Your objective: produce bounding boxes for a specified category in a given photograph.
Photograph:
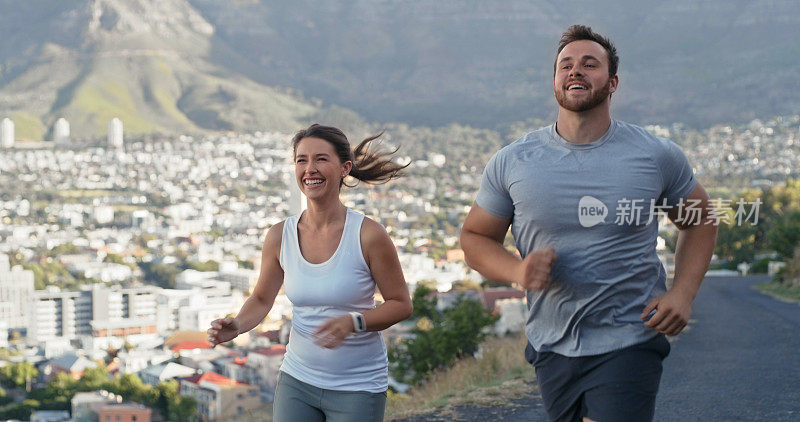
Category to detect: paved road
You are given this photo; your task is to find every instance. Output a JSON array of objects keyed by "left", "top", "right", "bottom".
[
  {"left": 395, "top": 275, "right": 800, "bottom": 421},
  {"left": 656, "top": 275, "right": 800, "bottom": 421}
]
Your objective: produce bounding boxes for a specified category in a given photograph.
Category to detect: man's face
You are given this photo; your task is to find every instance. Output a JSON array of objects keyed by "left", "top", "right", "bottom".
[{"left": 554, "top": 40, "right": 618, "bottom": 112}]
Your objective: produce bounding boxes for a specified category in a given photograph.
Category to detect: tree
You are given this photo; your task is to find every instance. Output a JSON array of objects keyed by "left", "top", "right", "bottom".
[
  {"left": 77, "top": 366, "right": 109, "bottom": 391},
  {"left": 710, "top": 181, "right": 800, "bottom": 265},
  {"left": 777, "top": 246, "right": 800, "bottom": 289},
  {"left": 389, "top": 288, "right": 499, "bottom": 385},
  {"left": 140, "top": 384, "right": 162, "bottom": 410},
  {"left": 185, "top": 260, "right": 219, "bottom": 272},
  {"left": 0, "top": 385, "right": 11, "bottom": 406},
  {"left": 33, "top": 372, "right": 76, "bottom": 400},
  {"left": 155, "top": 380, "right": 180, "bottom": 418},
  {"left": 47, "top": 243, "right": 79, "bottom": 257},
  {"left": 0, "top": 399, "right": 39, "bottom": 420},
  {"left": 715, "top": 221, "right": 758, "bottom": 266},
  {"left": 767, "top": 212, "right": 800, "bottom": 258},
  {"left": 0, "top": 361, "right": 38, "bottom": 392},
  {"left": 113, "top": 373, "right": 149, "bottom": 403},
  {"left": 168, "top": 394, "right": 198, "bottom": 422},
  {"left": 140, "top": 262, "right": 180, "bottom": 289},
  {"left": 452, "top": 279, "right": 482, "bottom": 291}
]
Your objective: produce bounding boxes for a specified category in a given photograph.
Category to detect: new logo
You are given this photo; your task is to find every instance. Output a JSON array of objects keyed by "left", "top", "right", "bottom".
[{"left": 578, "top": 196, "right": 608, "bottom": 227}]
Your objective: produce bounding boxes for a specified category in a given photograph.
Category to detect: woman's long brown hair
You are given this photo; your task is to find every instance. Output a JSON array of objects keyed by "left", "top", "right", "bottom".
[{"left": 291, "top": 124, "right": 408, "bottom": 187}]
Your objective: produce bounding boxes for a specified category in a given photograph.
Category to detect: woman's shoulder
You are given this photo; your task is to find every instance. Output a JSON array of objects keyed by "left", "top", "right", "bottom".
[
  {"left": 358, "top": 215, "right": 391, "bottom": 246},
  {"left": 263, "top": 220, "right": 287, "bottom": 248}
]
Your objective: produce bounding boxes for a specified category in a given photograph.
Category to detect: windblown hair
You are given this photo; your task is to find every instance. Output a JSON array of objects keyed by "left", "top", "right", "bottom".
[
  {"left": 555, "top": 24, "right": 619, "bottom": 77},
  {"left": 291, "top": 124, "right": 408, "bottom": 187}
]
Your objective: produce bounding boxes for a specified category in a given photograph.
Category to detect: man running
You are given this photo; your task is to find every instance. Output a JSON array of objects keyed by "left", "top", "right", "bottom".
[{"left": 460, "top": 25, "right": 717, "bottom": 422}]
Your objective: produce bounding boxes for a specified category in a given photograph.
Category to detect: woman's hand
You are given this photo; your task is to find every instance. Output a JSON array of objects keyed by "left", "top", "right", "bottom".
[
  {"left": 313, "top": 315, "right": 354, "bottom": 349},
  {"left": 208, "top": 317, "right": 240, "bottom": 347}
]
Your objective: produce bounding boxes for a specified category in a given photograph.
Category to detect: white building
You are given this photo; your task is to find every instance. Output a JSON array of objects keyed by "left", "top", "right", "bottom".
[
  {"left": 0, "top": 253, "right": 35, "bottom": 330},
  {"left": 139, "top": 361, "right": 197, "bottom": 386},
  {"left": 175, "top": 269, "right": 225, "bottom": 292},
  {"left": 130, "top": 209, "right": 155, "bottom": 230},
  {"left": 218, "top": 267, "right": 259, "bottom": 294},
  {"left": 157, "top": 277, "right": 243, "bottom": 333},
  {"left": 245, "top": 345, "right": 286, "bottom": 398},
  {"left": 116, "top": 346, "right": 173, "bottom": 375},
  {"left": 155, "top": 289, "right": 195, "bottom": 333},
  {"left": 88, "top": 318, "right": 158, "bottom": 350},
  {"left": 493, "top": 298, "right": 527, "bottom": 335},
  {"left": 68, "top": 262, "right": 133, "bottom": 283},
  {"left": 71, "top": 391, "right": 123, "bottom": 421},
  {"left": 286, "top": 168, "right": 306, "bottom": 216},
  {"left": 195, "top": 242, "right": 224, "bottom": 263},
  {"left": 29, "top": 410, "right": 71, "bottom": 422},
  {"left": 0, "top": 321, "right": 7, "bottom": 348},
  {"left": 178, "top": 292, "right": 244, "bottom": 332},
  {"left": 28, "top": 288, "right": 91, "bottom": 344},
  {"left": 92, "top": 206, "right": 114, "bottom": 225},
  {"left": 27, "top": 285, "right": 159, "bottom": 347},
  {"left": 1, "top": 118, "right": 13, "bottom": 148},
  {"left": 399, "top": 253, "right": 478, "bottom": 292},
  {"left": 40, "top": 338, "right": 73, "bottom": 359},
  {"left": 53, "top": 118, "right": 70, "bottom": 144},
  {"left": 108, "top": 118, "right": 123, "bottom": 148},
  {"left": 428, "top": 152, "right": 446, "bottom": 167}
]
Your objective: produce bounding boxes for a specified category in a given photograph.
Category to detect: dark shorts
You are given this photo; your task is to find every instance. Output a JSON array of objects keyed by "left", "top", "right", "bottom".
[{"left": 526, "top": 334, "right": 670, "bottom": 422}]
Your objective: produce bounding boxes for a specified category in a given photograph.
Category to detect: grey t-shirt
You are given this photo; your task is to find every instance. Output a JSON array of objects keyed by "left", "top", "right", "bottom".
[{"left": 476, "top": 120, "right": 696, "bottom": 356}]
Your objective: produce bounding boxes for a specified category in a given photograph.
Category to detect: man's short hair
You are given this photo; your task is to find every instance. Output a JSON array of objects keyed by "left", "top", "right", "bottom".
[{"left": 555, "top": 25, "right": 619, "bottom": 77}]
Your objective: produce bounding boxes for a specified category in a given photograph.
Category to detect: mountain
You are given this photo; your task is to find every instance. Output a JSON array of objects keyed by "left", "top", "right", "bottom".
[
  {"left": 1, "top": 0, "right": 799, "bottom": 140},
  {"left": 192, "top": 0, "right": 800, "bottom": 128},
  {"left": 0, "top": 0, "right": 321, "bottom": 140}
]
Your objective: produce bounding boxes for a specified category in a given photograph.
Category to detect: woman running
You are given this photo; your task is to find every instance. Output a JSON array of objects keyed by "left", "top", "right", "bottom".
[{"left": 208, "top": 123, "right": 412, "bottom": 421}]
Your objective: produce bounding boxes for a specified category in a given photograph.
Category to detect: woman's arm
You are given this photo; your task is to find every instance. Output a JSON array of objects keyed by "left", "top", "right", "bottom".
[
  {"left": 208, "top": 222, "right": 285, "bottom": 346},
  {"left": 359, "top": 217, "right": 413, "bottom": 330},
  {"left": 313, "top": 217, "right": 412, "bottom": 348}
]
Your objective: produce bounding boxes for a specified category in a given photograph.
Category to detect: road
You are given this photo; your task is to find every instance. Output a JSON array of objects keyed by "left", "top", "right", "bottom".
[
  {"left": 655, "top": 275, "right": 800, "bottom": 421},
  {"left": 394, "top": 275, "right": 800, "bottom": 421}
]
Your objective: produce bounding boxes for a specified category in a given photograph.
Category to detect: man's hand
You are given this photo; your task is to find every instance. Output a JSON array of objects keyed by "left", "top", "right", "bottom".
[
  {"left": 208, "top": 317, "right": 240, "bottom": 347},
  {"left": 517, "top": 248, "right": 557, "bottom": 290},
  {"left": 641, "top": 289, "right": 693, "bottom": 336},
  {"left": 313, "top": 315, "right": 354, "bottom": 349}
]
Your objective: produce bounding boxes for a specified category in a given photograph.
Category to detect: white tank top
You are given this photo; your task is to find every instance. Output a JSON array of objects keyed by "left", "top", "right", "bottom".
[{"left": 278, "top": 208, "right": 388, "bottom": 393}]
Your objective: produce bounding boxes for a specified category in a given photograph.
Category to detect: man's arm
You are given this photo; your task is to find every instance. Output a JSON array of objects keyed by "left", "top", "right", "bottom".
[
  {"left": 642, "top": 183, "right": 718, "bottom": 335},
  {"left": 460, "top": 204, "right": 555, "bottom": 290}
]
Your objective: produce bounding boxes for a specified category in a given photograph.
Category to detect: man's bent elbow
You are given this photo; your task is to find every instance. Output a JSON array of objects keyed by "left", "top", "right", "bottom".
[{"left": 460, "top": 230, "right": 478, "bottom": 269}]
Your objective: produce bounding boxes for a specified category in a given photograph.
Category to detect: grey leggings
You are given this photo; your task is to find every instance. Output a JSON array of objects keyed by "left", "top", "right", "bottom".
[{"left": 273, "top": 371, "right": 387, "bottom": 422}]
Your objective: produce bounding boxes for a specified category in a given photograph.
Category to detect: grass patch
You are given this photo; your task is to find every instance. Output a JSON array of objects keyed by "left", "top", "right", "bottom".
[
  {"left": 153, "top": 87, "right": 195, "bottom": 128},
  {"left": 385, "top": 332, "right": 536, "bottom": 419},
  {"left": 73, "top": 79, "right": 157, "bottom": 134},
  {"left": 57, "top": 189, "right": 117, "bottom": 198},
  {"left": 754, "top": 280, "right": 800, "bottom": 305},
  {"left": 11, "top": 111, "right": 45, "bottom": 141}
]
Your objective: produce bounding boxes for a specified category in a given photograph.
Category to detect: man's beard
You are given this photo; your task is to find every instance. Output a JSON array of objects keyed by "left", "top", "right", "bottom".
[{"left": 555, "top": 78, "right": 612, "bottom": 112}]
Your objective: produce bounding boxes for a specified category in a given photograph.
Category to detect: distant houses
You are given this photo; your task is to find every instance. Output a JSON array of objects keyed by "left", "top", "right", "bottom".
[
  {"left": 179, "top": 372, "right": 261, "bottom": 421},
  {"left": 40, "top": 352, "right": 97, "bottom": 380},
  {"left": 71, "top": 390, "right": 151, "bottom": 422}
]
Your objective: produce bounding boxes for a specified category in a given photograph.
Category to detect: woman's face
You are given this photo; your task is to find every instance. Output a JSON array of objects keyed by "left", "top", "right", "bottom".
[{"left": 294, "top": 137, "right": 352, "bottom": 201}]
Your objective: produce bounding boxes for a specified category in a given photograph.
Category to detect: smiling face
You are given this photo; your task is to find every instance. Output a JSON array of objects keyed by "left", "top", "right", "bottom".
[
  {"left": 554, "top": 39, "right": 618, "bottom": 112},
  {"left": 294, "top": 137, "right": 352, "bottom": 201}
]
